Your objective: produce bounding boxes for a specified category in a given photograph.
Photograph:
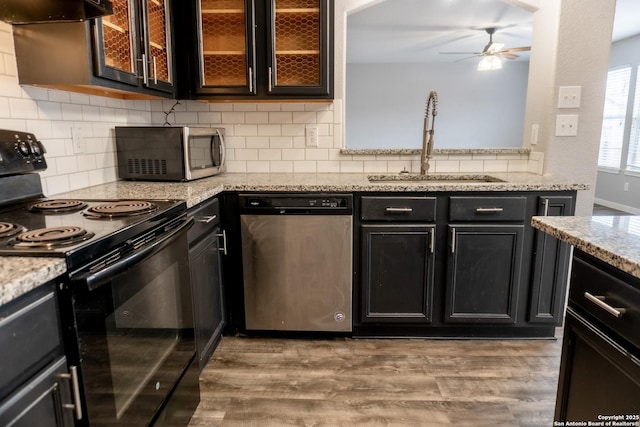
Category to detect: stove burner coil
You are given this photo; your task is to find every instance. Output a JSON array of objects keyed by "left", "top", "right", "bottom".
[
  {"left": 0, "top": 222, "right": 26, "bottom": 239},
  {"left": 29, "top": 199, "right": 88, "bottom": 214},
  {"left": 13, "top": 226, "right": 95, "bottom": 248},
  {"left": 84, "top": 201, "right": 158, "bottom": 219}
]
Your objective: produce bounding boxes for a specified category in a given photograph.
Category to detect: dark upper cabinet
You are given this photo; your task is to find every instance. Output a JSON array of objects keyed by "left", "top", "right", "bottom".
[
  {"left": 13, "top": 0, "right": 176, "bottom": 99},
  {"left": 528, "top": 195, "right": 575, "bottom": 324},
  {"left": 445, "top": 224, "right": 524, "bottom": 324},
  {"left": 178, "top": 0, "right": 333, "bottom": 99}
]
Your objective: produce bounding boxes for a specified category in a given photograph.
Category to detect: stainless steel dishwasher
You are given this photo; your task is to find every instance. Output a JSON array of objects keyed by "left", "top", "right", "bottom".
[{"left": 239, "top": 194, "right": 353, "bottom": 332}]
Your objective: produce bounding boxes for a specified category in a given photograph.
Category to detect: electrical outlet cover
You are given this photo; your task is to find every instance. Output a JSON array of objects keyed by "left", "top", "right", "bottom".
[{"left": 555, "top": 114, "right": 579, "bottom": 137}]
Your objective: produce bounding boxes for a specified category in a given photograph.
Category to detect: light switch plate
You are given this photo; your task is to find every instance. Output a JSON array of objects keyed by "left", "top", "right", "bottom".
[
  {"left": 558, "top": 86, "right": 582, "bottom": 109},
  {"left": 555, "top": 114, "right": 579, "bottom": 136}
]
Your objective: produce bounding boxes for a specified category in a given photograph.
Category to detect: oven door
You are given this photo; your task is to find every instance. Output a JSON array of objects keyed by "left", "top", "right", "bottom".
[{"left": 67, "top": 217, "right": 197, "bottom": 426}]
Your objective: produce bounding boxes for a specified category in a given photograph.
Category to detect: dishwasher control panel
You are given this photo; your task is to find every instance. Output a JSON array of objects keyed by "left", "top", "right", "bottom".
[{"left": 240, "top": 194, "right": 353, "bottom": 214}]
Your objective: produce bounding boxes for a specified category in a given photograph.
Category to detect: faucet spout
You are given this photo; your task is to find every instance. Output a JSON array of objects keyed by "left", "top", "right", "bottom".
[{"left": 420, "top": 90, "right": 438, "bottom": 175}]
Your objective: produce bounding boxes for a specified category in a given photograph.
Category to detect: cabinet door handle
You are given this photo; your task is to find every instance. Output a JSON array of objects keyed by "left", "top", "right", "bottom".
[
  {"left": 268, "top": 66, "right": 273, "bottom": 92},
  {"left": 475, "top": 207, "right": 504, "bottom": 213},
  {"left": 385, "top": 207, "right": 413, "bottom": 213},
  {"left": 584, "top": 292, "right": 626, "bottom": 318},
  {"left": 450, "top": 227, "right": 456, "bottom": 253},
  {"left": 197, "top": 215, "right": 217, "bottom": 224},
  {"left": 152, "top": 56, "right": 158, "bottom": 84},
  {"left": 543, "top": 198, "right": 550, "bottom": 216},
  {"left": 216, "top": 229, "right": 228, "bottom": 255},
  {"left": 248, "top": 66, "right": 254, "bottom": 93},
  {"left": 140, "top": 53, "right": 149, "bottom": 85},
  {"left": 429, "top": 228, "right": 435, "bottom": 254},
  {"left": 60, "top": 365, "right": 83, "bottom": 420}
]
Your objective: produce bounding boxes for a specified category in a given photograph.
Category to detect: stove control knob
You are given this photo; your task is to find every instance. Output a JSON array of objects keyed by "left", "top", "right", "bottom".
[
  {"left": 17, "top": 141, "right": 31, "bottom": 157},
  {"left": 29, "top": 141, "right": 42, "bottom": 156}
]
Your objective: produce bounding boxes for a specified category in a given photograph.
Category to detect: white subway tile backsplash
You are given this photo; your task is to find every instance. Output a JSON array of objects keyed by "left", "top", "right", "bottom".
[
  {"left": 317, "top": 161, "right": 340, "bottom": 173},
  {"left": 305, "top": 149, "right": 329, "bottom": 161},
  {"left": 293, "top": 161, "right": 317, "bottom": 173},
  {"left": 10, "top": 98, "right": 39, "bottom": 119},
  {"left": 269, "top": 112, "right": 293, "bottom": 124},
  {"left": 257, "top": 124, "right": 281, "bottom": 136},
  {"left": 233, "top": 103, "right": 257, "bottom": 112},
  {"left": 235, "top": 124, "right": 259, "bottom": 137},
  {"left": 257, "top": 103, "right": 281, "bottom": 112},
  {"left": 245, "top": 112, "right": 269, "bottom": 124},
  {"left": 258, "top": 149, "right": 282, "bottom": 161},
  {"left": 68, "top": 172, "right": 91, "bottom": 191},
  {"left": 268, "top": 136, "right": 293, "bottom": 149},
  {"left": 222, "top": 112, "right": 245, "bottom": 124},
  {"left": 246, "top": 161, "right": 270, "bottom": 173},
  {"left": 281, "top": 124, "right": 305, "bottom": 137},
  {"left": 246, "top": 136, "right": 270, "bottom": 149},
  {"left": 270, "top": 161, "right": 294, "bottom": 173},
  {"left": 282, "top": 149, "right": 305, "bottom": 161},
  {"left": 197, "top": 112, "right": 221, "bottom": 124},
  {"left": 292, "top": 111, "right": 316, "bottom": 123},
  {"left": 434, "top": 160, "right": 460, "bottom": 173},
  {"left": 340, "top": 161, "right": 364, "bottom": 173}
]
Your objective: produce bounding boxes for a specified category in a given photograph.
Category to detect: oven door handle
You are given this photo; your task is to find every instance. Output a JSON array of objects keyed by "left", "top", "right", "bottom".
[{"left": 75, "top": 217, "right": 194, "bottom": 291}]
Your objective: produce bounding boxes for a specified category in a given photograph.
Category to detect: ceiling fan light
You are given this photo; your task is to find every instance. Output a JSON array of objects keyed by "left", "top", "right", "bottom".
[{"left": 477, "top": 55, "right": 503, "bottom": 71}]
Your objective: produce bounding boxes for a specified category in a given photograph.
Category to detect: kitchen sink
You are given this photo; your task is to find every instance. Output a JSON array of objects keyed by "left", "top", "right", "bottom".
[{"left": 367, "top": 174, "right": 506, "bottom": 183}]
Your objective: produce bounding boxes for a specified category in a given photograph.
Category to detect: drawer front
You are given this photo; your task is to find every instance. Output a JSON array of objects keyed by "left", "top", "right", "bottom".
[
  {"left": 449, "top": 196, "right": 526, "bottom": 222},
  {"left": 361, "top": 196, "right": 436, "bottom": 222},
  {"left": 0, "top": 289, "right": 62, "bottom": 400},
  {"left": 569, "top": 255, "right": 640, "bottom": 350},
  {"left": 188, "top": 197, "right": 220, "bottom": 243}
]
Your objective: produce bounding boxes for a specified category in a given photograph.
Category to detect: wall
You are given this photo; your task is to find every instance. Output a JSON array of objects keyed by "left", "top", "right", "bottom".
[
  {"left": 0, "top": 22, "right": 151, "bottom": 196},
  {"left": 346, "top": 61, "right": 529, "bottom": 149},
  {"left": 594, "top": 34, "right": 640, "bottom": 213},
  {"left": 522, "top": 0, "right": 615, "bottom": 215}
]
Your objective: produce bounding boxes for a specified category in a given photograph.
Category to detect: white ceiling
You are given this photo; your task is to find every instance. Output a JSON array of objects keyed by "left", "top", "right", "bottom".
[{"left": 347, "top": 0, "right": 640, "bottom": 64}]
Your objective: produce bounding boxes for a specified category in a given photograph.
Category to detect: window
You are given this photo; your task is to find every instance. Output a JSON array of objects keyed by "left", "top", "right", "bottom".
[
  {"left": 598, "top": 66, "right": 631, "bottom": 170},
  {"left": 626, "top": 72, "right": 640, "bottom": 172}
]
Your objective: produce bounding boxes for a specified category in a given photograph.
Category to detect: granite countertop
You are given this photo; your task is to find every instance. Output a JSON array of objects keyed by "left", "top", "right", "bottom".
[
  {"left": 0, "top": 257, "right": 66, "bottom": 306},
  {"left": 55, "top": 172, "right": 588, "bottom": 209},
  {"left": 531, "top": 215, "right": 640, "bottom": 279},
  {"left": 1, "top": 171, "right": 587, "bottom": 307}
]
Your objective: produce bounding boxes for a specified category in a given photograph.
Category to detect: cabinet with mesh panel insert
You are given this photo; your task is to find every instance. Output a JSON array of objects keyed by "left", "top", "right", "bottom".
[
  {"left": 13, "top": 0, "right": 176, "bottom": 98},
  {"left": 180, "top": 0, "right": 333, "bottom": 99}
]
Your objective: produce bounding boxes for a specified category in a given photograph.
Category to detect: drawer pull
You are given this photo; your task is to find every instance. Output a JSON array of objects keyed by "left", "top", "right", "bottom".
[
  {"left": 197, "top": 215, "right": 217, "bottom": 224},
  {"left": 60, "top": 365, "right": 83, "bottom": 420},
  {"left": 385, "top": 207, "right": 413, "bottom": 213},
  {"left": 475, "top": 207, "right": 504, "bottom": 213},
  {"left": 584, "top": 292, "right": 626, "bottom": 318}
]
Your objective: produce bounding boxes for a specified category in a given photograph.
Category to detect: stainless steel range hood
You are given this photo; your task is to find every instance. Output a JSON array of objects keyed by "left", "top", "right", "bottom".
[{"left": 0, "top": 0, "right": 113, "bottom": 24}]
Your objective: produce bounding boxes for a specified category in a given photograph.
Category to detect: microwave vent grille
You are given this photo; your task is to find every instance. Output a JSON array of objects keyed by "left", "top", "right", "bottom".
[{"left": 127, "top": 158, "right": 167, "bottom": 176}]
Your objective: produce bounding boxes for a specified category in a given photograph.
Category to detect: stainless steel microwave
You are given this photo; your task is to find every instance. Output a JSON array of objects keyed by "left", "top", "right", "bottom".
[{"left": 115, "top": 126, "right": 226, "bottom": 181}]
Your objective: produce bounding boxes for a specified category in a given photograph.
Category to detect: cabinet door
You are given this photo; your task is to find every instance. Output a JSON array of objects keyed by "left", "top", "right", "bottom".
[
  {"left": 445, "top": 225, "right": 524, "bottom": 323},
  {"left": 196, "top": 0, "right": 257, "bottom": 95},
  {"left": 360, "top": 225, "right": 435, "bottom": 323},
  {"left": 0, "top": 358, "right": 74, "bottom": 427},
  {"left": 528, "top": 195, "right": 575, "bottom": 324},
  {"left": 93, "top": 0, "right": 141, "bottom": 86},
  {"left": 265, "top": 0, "right": 332, "bottom": 97},
  {"left": 555, "top": 308, "right": 640, "bottom": 422},
  {"left": 190, "top": 230, "right": 225, "bottom": 372},
  {"left": 140, "top": 0, "right": 175, "bottom": 93}
]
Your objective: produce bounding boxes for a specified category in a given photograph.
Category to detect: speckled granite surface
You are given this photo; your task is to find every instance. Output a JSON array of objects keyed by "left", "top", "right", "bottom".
[
  {"left": 55, "top": 172, "right": 587, "bottom": 208},
  {"left": 0, "top": 257, "right": 66, "bottom": 306},
  {"left": 1, "top": 171, "right": 588, "bottom": 307},
  {"left": 532, "top": 216, "right": 640, "bottom": 279},
  {"left": 341, "top": 148, "right": 531, "bottom": 155}
]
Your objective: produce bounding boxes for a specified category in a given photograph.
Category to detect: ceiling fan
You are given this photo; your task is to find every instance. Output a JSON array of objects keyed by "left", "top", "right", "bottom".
[{"left": 440, "top": 27, "right": 531, "bottom": 62}]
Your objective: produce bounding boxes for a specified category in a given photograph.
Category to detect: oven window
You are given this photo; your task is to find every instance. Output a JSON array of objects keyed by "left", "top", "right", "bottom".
[
  {"left": 71, "top": 233, "right": 194, "bottom": 425},
  {"left": 188, "top": 135, "right": 221, "bottom": 169}
]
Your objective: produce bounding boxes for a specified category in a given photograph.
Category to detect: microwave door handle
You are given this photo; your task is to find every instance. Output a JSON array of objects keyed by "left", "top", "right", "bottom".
[
  {"left": 72, "top": 217, "right": 194, "bottom": 291},
  {"left": 216, "top": 128, "right": 226, "bottom": 166}
]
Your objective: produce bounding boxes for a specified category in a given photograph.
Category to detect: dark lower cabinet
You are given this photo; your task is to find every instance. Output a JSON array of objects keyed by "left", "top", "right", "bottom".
[
  {"left": 360, "top": 225, "right": 435, "bottom": 323},
  {"left": 528, "top": 196, "right": 575, "bottom": 324},
  {"left": 555, "top": 250, "right": 640, "bottom": 422},
  {"left": 554, "top": 308, "right": 640, "bottom": 422},
  {"left": 0, "top": 284, "right": 76, "bottom": 427},
  {"left": 188, "top": 198, "right": 226, "bottom": 373},
  {"left": 445, "top": 225, "right": 524, "bottom": 323}
]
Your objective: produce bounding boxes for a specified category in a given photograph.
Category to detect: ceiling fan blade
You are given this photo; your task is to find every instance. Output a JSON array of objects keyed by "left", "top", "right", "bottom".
[
  {"left": 498, "top": 52, "right": 519, "bottom": 60},
  {"left": 501, "top": 46, "right": 531, "bottom": 53},
  {"left": 439, "top": 51, "right": 482, "bottom": 55}
]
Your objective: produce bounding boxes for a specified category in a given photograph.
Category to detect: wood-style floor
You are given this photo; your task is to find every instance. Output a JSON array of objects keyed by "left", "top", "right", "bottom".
[{"left": 189, "top": 334, "right": 563, "bottom": 426}]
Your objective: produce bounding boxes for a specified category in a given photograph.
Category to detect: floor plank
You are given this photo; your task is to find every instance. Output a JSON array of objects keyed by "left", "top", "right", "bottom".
[{"left": 190, "top": 335, "right": 563, "bottom": 426}]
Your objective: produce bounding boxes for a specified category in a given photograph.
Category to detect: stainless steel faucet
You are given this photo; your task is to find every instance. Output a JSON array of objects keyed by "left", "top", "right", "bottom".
[{"left": 420, "top": 90, "right": 438, "bottom": 175}]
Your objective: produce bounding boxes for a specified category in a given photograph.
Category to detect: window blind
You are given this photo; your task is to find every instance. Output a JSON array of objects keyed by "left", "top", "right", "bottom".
[
  {"left": 626, "top": 72, "right": 640, "bottom": 171},
  {"left": 598, "top": 66, "right": 631, "bottom": 169}
]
